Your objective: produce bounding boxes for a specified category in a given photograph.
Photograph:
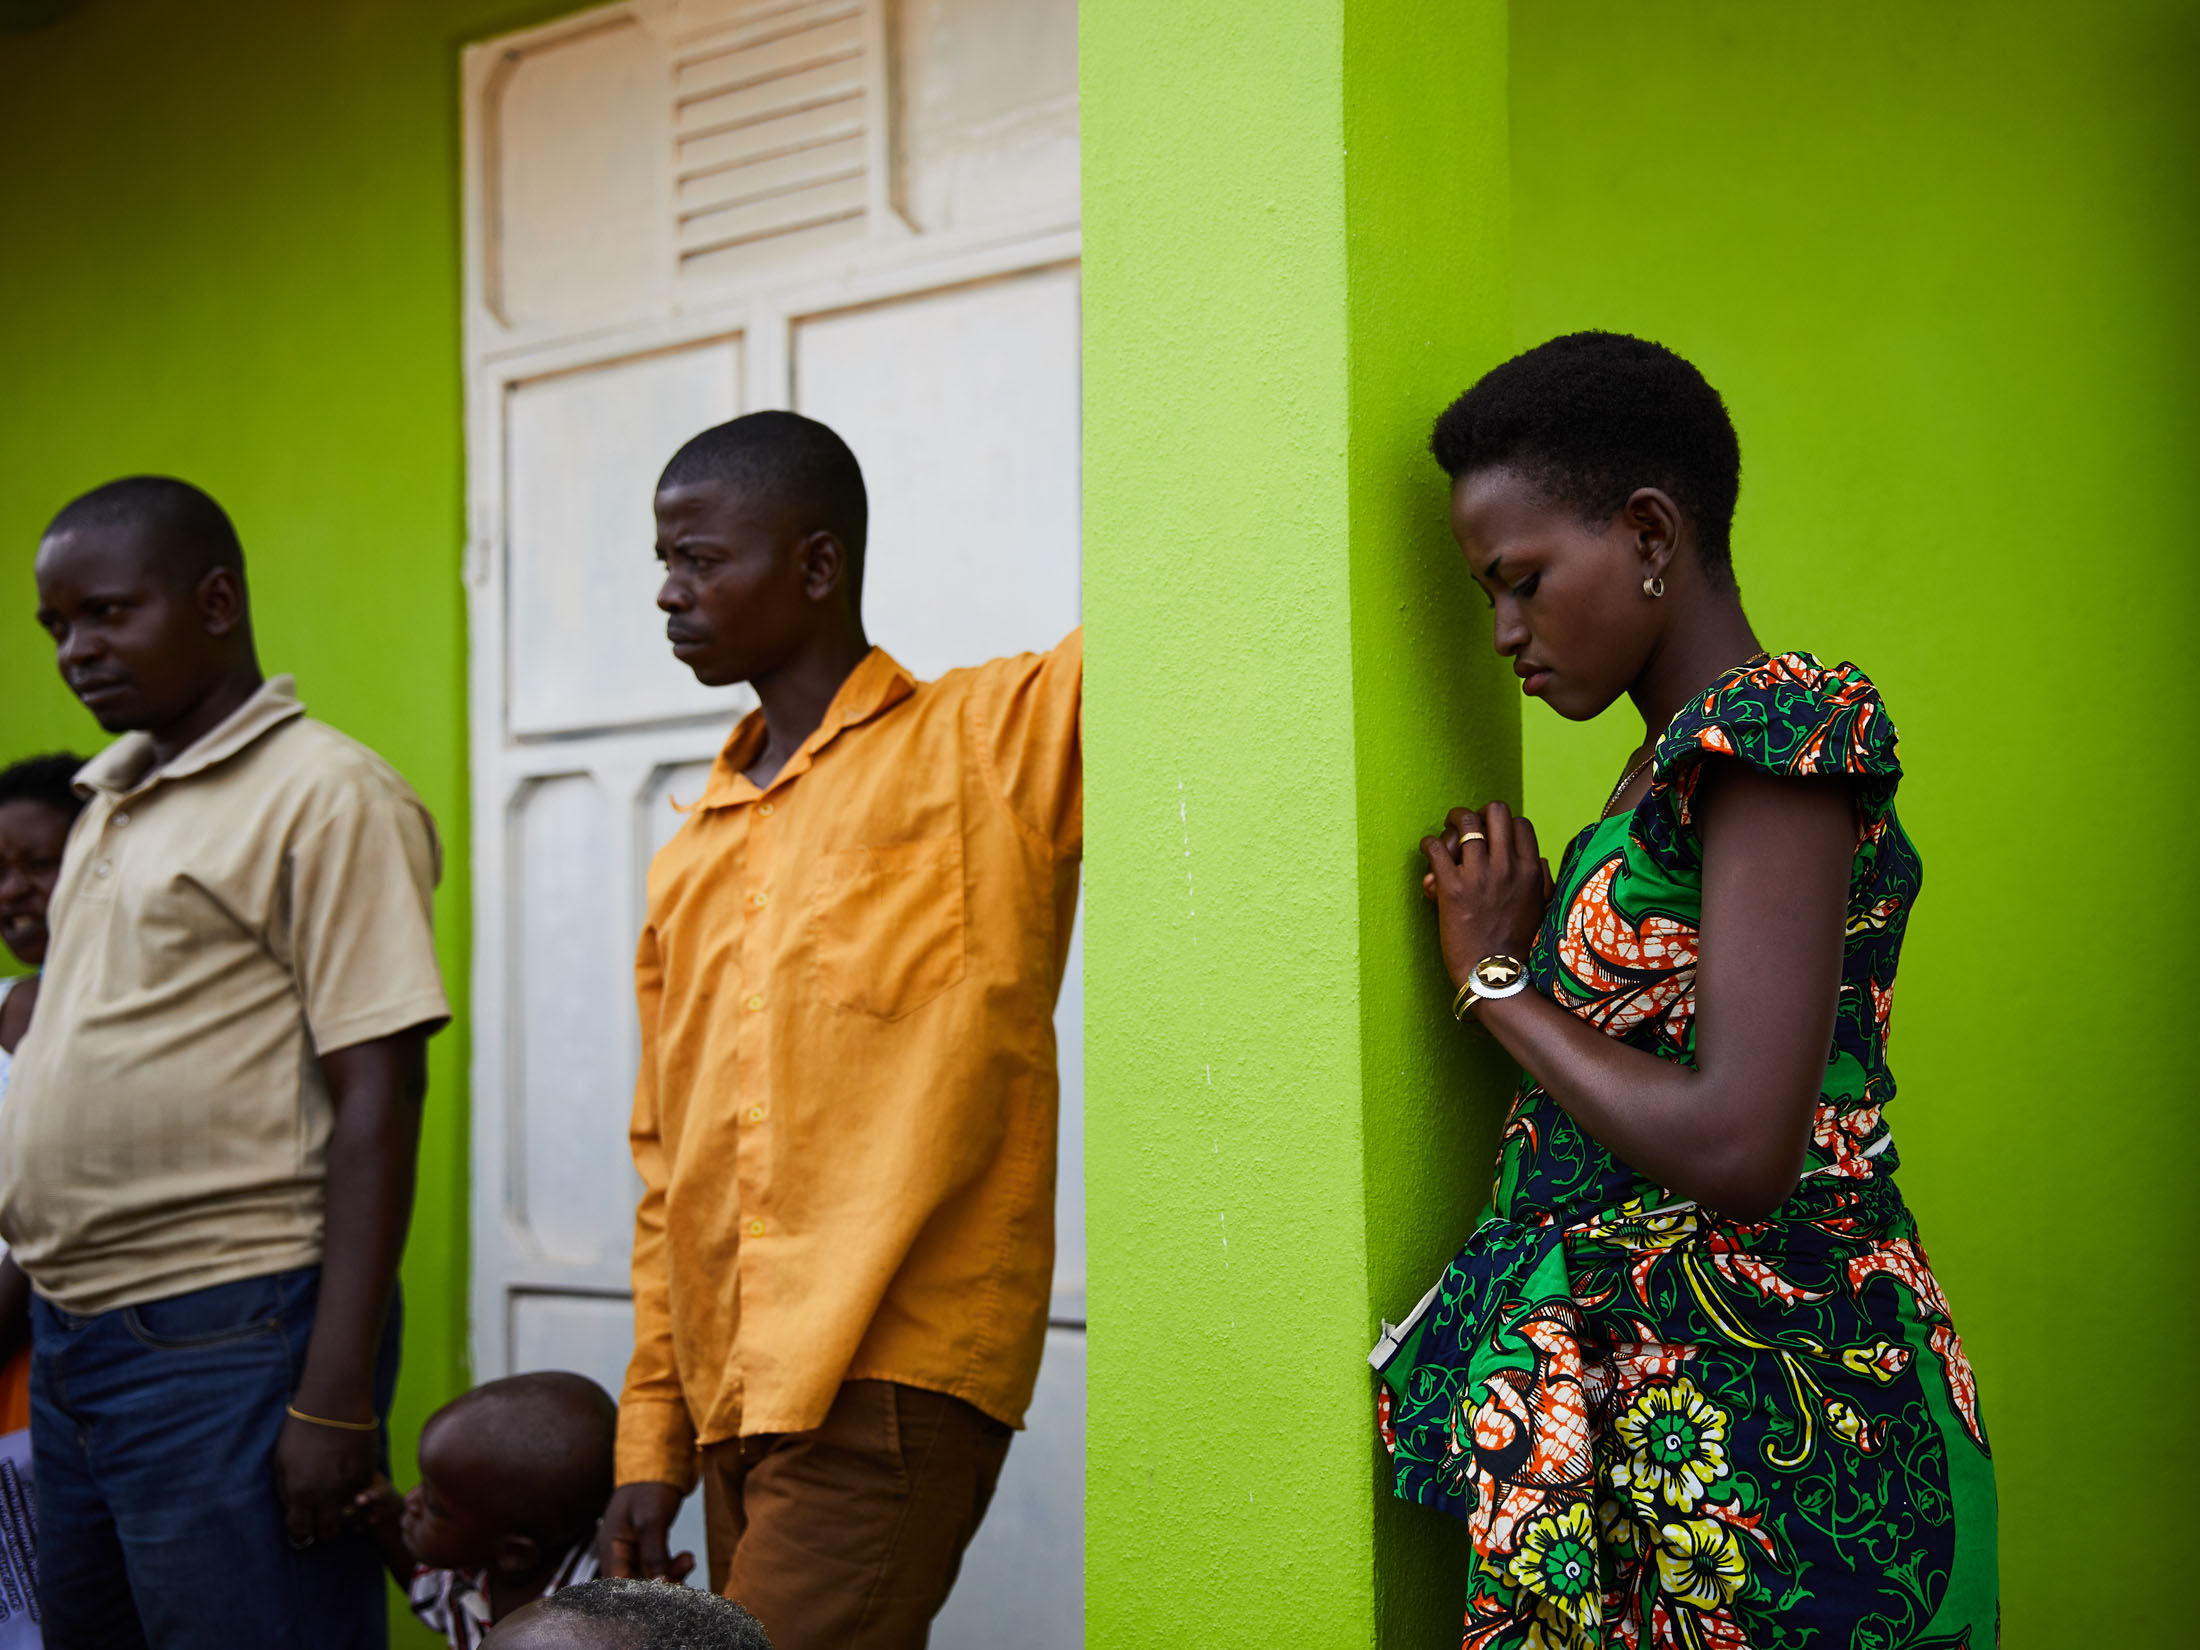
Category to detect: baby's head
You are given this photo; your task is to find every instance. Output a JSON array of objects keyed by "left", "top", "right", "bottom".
[
  {"left": 404, "top": 1371, "right": 616, "bottom": 1581},
  {"left": 483, "top": 1579, "right": 773, "bottom": 1648}
]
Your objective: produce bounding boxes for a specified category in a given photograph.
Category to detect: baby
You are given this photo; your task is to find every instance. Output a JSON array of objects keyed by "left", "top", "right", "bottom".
[
  {"left": 357, "top": 1371, "right": 669, "bottom": 1647},
  {"left": 484, "top": 1579, "right": 773, "bottom": 1648}
]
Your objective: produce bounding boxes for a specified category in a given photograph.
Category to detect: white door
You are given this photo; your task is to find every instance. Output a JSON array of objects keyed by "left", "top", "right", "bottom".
[{"left": 461, "top": 4, "right": 1082, "bottom": 1642}]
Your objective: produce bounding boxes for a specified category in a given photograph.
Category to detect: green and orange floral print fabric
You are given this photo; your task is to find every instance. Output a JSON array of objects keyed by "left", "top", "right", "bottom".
[{"left": 1374, "top": 655, "right": 1997, "bottom": 1650}]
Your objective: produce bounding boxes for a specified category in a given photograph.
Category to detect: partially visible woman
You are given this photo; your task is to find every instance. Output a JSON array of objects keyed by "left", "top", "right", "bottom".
[
  {"left": 1373, "top": 335, "right": 1995, "bottom": 1649},
  {"left": 1, "top": 753, "right": 87, "bottom": 1091},
  {"left": 1, "top": 752, "right": 89, "bottom": 1436}
]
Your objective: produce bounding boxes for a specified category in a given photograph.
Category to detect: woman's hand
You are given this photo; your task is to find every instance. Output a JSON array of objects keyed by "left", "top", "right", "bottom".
[
  {"left": 1432, "top": 764, "right": 1853, "bottom": 1220},
  {"left": 1418, "top": 800, "right": 1552, "bottom": 988}
]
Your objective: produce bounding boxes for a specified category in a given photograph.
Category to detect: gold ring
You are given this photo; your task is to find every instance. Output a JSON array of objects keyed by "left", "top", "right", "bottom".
[{"left": 1459, "top": 831, "right": 1487, "bottom": 844}]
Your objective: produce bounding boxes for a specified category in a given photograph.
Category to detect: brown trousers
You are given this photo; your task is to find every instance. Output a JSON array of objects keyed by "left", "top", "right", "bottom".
[{"left": 702, "top": 1380, "right": 1012, "bottom": 1650}]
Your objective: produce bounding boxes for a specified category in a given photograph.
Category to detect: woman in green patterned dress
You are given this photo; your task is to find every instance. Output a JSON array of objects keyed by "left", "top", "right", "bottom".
[{"left": 1373, "top": 333, "right": 1997, "bottom": 1650}]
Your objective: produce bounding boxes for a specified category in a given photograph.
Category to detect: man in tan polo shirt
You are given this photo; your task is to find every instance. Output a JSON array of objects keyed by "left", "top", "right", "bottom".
[
  {"left": 2, "top": 477, "right": 448, "bottom": 1649},
  {"left": 596, "top": 413, "right": 1080, "bottom": 1648}
]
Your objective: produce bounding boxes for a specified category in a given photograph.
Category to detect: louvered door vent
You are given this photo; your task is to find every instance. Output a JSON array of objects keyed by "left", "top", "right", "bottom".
[{"left": 672, "top": 0, "right": 874, "bottom": 280}]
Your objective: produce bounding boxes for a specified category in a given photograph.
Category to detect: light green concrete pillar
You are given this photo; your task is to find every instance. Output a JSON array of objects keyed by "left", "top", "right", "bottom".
[{"left": 1082, "top": 2, "right": 1516, "bottom": 1641}]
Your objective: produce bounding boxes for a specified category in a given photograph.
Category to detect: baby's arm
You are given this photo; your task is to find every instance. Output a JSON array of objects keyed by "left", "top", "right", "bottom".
[{"left": 351, "top": 1475, "right": 414, "bottom": 1583}]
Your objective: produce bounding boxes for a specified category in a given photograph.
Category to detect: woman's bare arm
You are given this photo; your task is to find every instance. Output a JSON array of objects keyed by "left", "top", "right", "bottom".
[{"left": 1421, "top": 763, "right": 1852, "bottom": 1219}]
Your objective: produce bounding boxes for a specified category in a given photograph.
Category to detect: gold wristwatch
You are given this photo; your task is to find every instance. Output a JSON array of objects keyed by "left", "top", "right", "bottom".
[{"left": 1452, "top": 953, "right": 1528, "bottom": 1020}]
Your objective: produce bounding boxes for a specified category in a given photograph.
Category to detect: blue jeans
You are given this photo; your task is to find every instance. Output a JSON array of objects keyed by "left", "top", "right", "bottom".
[{"left": 30, "top": 1267, "right": 401, "bottom": 1650}]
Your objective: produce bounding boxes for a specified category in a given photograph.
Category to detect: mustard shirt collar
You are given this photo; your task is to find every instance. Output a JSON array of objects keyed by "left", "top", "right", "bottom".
[{"left": 702, "top": 649, "right": 917, "bottom": 809}]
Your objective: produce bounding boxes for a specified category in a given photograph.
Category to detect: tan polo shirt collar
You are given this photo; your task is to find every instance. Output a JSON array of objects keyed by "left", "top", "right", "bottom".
[
  {"left": 700, "top": 649, "right": 916, "bottom": 811},
  {"left": 74, "top": 675, "right": 307, "bottom": 801}
]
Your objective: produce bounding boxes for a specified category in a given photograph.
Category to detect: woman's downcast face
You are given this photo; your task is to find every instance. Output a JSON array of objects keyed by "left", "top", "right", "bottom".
[{"left": 1449, "top": 466, "right": 1682, "bottom": 723}]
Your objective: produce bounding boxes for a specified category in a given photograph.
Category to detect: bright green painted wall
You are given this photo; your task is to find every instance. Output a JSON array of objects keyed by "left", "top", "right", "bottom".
[
  {"left": 0, "top": 2, "right": 574, "bottom": 1638},
  {"left": 1510, "top": 4, "right": 2200, "bottom": 1643},
  {"left": 1083, "top": 1, "right": 1514, "bottom": 1641}
]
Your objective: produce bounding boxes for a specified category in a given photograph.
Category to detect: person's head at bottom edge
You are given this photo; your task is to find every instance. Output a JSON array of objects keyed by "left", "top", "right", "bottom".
[{"left": 483, "top": 1577, "right": 774, "bottom": 1650}]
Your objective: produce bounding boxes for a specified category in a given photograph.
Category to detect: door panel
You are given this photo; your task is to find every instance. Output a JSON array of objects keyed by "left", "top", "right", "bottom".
[
  {"left": 793, "top": 267, "right": 1082, "bottom": 680},
  {"left": 488, "top": 15, "right": 667, "bottom": 327},
  {"left": 506, "top": 340, "right": 746, "bottom": 736},
  {"left": 511, "top": 773, "right": 635, "bottom": 1268}
]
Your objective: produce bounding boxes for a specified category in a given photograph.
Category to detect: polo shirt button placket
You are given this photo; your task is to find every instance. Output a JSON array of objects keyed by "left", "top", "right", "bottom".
[{"left": 97, "top": 806, "right": 128, "bottom": 880}]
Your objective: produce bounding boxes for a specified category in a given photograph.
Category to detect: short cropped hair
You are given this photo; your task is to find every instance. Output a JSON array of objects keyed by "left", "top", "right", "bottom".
[
  {"left": 1430, "top": 332, "right": 1742, "bottom": 591},
  {"left": 658, "top": 411, "right": 868, "bottom": 589},
  {"left": 42, "top": 476, "right": 246, "bottom": 590},
  {"left": 0, "top": 754, "right": 88, "bottom": 822},
  {"left": 431, "top": 1371, "right": 616, "bottom": 1551},
  {"left": 534, "top": 1578, "right": 774, "bottom": 1648}
]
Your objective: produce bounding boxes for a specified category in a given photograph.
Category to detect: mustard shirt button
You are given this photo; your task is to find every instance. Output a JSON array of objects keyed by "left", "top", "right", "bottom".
[
  {"left": 756, "top": 802, "right": 774, "bottom": 817},
  {"left": 745, "top": 994, "right": 764, "bottom": 1011},
  {"left": 747, "top": 1220, "right": 765, "bottom": 1237}
]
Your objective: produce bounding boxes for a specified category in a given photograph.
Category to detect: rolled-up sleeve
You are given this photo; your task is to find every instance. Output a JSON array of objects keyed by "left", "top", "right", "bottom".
[{"left": 977, "top": 627, "right": 1082, "bottom": 858}]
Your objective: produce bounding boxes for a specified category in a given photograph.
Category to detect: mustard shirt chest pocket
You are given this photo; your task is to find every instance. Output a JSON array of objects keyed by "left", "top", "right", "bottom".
[{"left": 810, "top": 835, "right": 967, "bottom": 1019}]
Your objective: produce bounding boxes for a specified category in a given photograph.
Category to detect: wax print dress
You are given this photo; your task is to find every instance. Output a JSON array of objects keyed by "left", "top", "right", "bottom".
[{"left": 1373, "top": 654, "right": 1997, "bottom": 1650}]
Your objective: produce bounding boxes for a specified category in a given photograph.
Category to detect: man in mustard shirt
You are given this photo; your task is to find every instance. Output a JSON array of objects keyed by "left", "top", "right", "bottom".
[{"left": 597, "top": 412, "right": 1080, "bottom": 1649}]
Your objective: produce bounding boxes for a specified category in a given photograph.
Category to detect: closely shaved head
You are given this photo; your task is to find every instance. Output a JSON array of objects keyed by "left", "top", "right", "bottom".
[
  {"left": 658, "top": 412, "right": 868, "bottom": 590},
  {"left": 42, "top": 476, "right": 246, "bottom": 593},
  {"left": 650, "top": 413, "right": 874, "bottom": 693},
  {"left": 422, "top": 1371, "right": 617, "bottom": 1552},
  {"left": 34, "top": 475, "right": 261, "bottom": 745}
]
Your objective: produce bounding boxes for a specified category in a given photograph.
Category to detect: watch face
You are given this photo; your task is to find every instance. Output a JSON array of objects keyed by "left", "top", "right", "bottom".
[{"left": 1474, "top": 955, "right": 1525, "bottom": 989}]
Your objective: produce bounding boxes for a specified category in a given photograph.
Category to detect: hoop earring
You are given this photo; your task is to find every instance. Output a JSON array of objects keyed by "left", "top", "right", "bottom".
[{"left": 1642, "top": 575, "right": 1665, "bottom": 599}]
